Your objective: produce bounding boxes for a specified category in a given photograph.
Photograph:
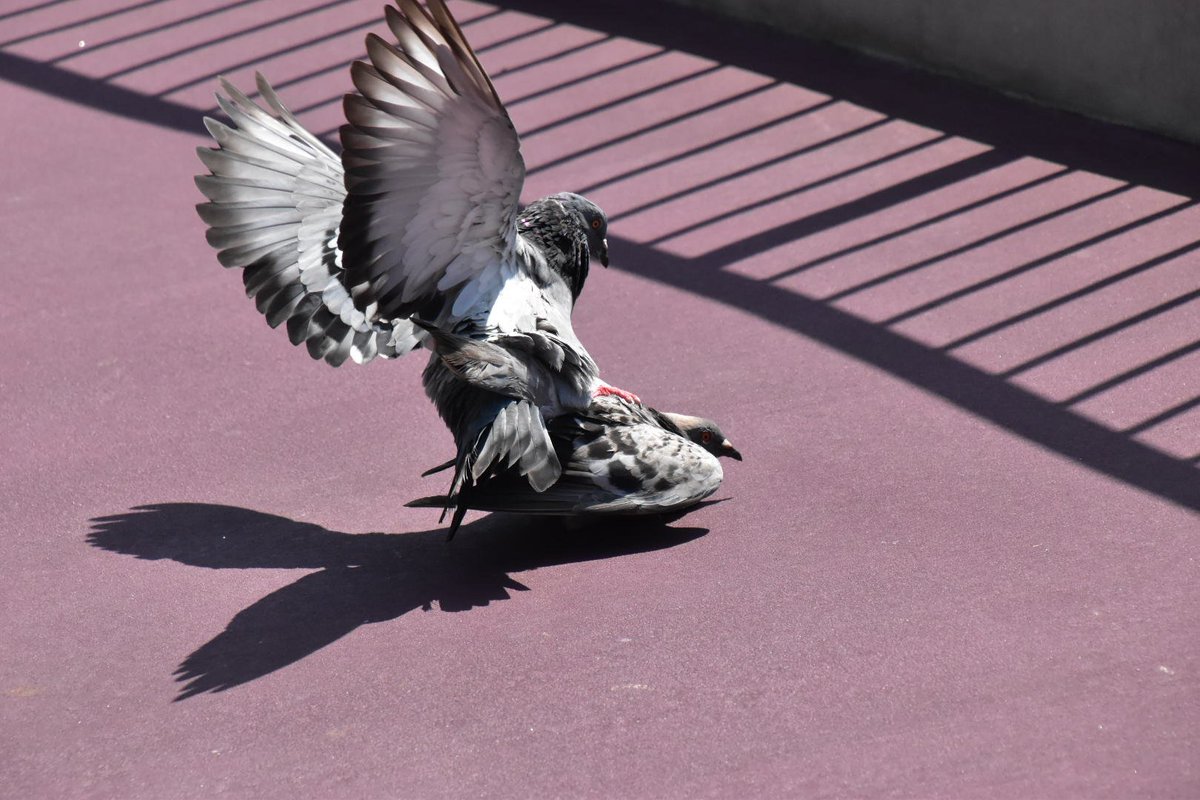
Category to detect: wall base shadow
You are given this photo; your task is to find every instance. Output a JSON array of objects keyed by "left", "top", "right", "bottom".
[{"left": 88, "top": 503, "right": 706, "bottom": 700}]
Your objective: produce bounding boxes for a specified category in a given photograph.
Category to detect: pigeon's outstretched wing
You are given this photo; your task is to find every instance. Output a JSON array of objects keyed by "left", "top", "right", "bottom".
[
  {"left": 195, "top": 76, "right": 418, "bottom": 365},
  {"left": 339, "top": 0, "right": 527, "bottom": 323},
  {"left": 195, "top": 0, "right": 528, "bottom": 364}
]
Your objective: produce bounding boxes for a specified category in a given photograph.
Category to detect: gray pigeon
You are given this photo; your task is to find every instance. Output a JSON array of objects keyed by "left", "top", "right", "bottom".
[
  {"left": 410, "top": 321, "right": 741, "bottom": 536},
  {"left": 195, "top": 0, "right": 638, "bottom": 492}
]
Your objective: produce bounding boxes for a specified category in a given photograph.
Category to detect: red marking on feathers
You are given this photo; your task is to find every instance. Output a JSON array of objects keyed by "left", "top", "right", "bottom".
[{"left": 594, "top": 383, "right": 641, "bottom": 405}]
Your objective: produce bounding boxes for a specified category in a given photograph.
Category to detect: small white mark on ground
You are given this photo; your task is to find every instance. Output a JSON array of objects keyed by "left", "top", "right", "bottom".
[
  {"left": 611, "top": 684, "right": 650, "bottom": 691},
  {"left": 1157, "top": 665, "right": 1175, "bottom": 675}
]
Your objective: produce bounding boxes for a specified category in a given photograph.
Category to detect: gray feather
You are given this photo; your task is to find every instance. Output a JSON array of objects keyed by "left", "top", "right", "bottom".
[{"left": 195, "top": 74, "right": 407, "bottom": 366}]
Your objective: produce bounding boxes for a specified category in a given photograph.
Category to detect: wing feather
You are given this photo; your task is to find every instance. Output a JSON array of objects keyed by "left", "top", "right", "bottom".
[
  {"left": 339, "top": 0, "right": 526, "bottom": 322},
  {"left": 195, "top": 73, "right": 418, "bottom": 365}
]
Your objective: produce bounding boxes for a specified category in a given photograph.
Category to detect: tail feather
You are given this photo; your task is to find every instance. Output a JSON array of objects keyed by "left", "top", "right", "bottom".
[
  {"left": 415, "top": 396, "right": 563, "bottom": 537},
  {"left": 420, "top": 457, "right": 456, "bottom": 477}
]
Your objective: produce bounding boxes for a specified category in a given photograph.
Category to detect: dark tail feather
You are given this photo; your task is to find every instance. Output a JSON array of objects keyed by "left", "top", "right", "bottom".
[
  {"left": 446, "top": 503, "right": 469, "bottom": 541},
  {"left": 421, "top": 458, "right": 456, "bottom": 477},
  {"left": 406, "top": 494, "right": 453, "bottom": 508},
  {"left": 405, "top": 495, "right": 469, "bottom": 541}
]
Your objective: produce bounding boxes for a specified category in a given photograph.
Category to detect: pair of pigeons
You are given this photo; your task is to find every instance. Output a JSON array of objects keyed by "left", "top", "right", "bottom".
[{"left": 195, "top": 0, "right": 740, "bottom": 536}]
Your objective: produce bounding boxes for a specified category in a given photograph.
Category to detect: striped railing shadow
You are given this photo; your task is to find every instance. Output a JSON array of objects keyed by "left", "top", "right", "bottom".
[{"left": 3, "top": 0, "right": 1195, "bottom": 507}]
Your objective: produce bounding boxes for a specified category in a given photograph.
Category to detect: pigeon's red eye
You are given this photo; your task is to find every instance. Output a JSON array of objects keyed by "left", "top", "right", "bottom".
[
  {"left": 591, "top": 219, "right": 602, "bottom": 230},
  {"left": 700, "top": 431, "right": 712, "bottom": 444}
]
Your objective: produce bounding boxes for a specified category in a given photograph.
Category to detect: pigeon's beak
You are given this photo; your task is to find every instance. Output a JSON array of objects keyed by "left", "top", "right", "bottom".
[
  {"left": 721, "top": 439, "right": 742, "bottom": 461},
  {"left": 599, "top": 238, "right": 609, "bottom": 267}
]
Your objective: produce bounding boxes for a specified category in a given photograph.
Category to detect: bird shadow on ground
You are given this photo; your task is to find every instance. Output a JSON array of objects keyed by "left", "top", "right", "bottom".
[{"left": 87, "top": 503, "right": 707, "bottom": 701}]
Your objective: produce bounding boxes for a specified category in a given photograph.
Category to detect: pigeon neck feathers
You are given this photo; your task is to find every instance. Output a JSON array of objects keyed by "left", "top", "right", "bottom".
[{"left": 518, "top": 194, "right": 603, "bottom": 303}]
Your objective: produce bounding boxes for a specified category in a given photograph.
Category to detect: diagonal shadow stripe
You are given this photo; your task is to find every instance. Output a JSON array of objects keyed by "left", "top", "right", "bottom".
[
  {"left": 995, "top": 288, "right": 1200, "bottom": 380},
  {"left": 577, "top": 98, "right": 838, "bottom": 198},
  {"left": 9, "top": 0, "right": 1200, "bottom": 192},
  {"left": 685, "top": 148, "right": 1017, "bottom": 268},
  {"left": 151, "top": 14, "right": 375, "bottom": 96},
  {"left": 608, "top": 235, "right": 1200, "bottom": 511},
  {"left": 0, "top": 50, "right": 205, "bottom": 133},
  {"left": 505, "top": 47, "right": 665, "bottom": 108},
  {"left": 524, "top": 80, "right": 780, "bottom": 176},
  {"left": 0, "top": 0, "right": 175, "bottom": 47},
  {"left": 944, "top": 241, "right": 1200, "bottom": 355},
  {"left": 1060, "top": 340, "right": 1200, "bottom": 407},
  {"left": 492, "top": 32, "right": 616, "bottom": 82},
  {"left": 641, "top": 126, "right": 948, "bottom": 242},
  {"left": 519, "top": 62, "right": 723, "bottom": 139},
  {"left": 767, "top": 167, "right": 1073, "bottom": 283},
  {"left": 49, "top": 0, "right": 265, "bottom": 64},
  {"left": 826, "top": 185, "right": 1135, "bottom": 306},
  {"left": 0, "top": 0, "right": 74, "bottom": 24},
  {"left": 880, "top": 197, "right": 1197, "bottom": 326},
  {"left": 99, "top": 0, "right": 358, "bottom": 81},
  {"left": 1123, "top": 396, "right": 1200, "bottom": 436},
  {"left": 614, "top": 117, "right": 905, "bottom": 226}
]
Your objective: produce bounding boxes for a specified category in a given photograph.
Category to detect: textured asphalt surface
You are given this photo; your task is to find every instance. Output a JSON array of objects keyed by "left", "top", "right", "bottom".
[{"left": 2, "top": 1, "right": 1198, "bottom": 797}]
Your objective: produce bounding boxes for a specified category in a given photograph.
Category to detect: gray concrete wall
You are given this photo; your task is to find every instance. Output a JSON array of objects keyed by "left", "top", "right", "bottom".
[{"left": 669, "top": 0, "right": 1200, "bottom": 145}]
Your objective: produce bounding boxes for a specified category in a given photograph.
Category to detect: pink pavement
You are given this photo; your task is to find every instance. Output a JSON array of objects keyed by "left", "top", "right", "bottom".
[{"left": 2, "top": 1, "right": 1197, "bottom": 797}]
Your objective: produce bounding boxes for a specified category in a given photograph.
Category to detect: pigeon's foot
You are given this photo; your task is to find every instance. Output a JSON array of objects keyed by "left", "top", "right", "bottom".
[{"left": 594, "top": 382, "right": 641, "bottom": 405}]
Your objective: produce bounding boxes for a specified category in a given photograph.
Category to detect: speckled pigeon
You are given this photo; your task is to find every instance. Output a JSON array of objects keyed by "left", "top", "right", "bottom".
[
  {"left": 194, "top": 0, "right": 640, "bottom": 494},
  {"left": 410, "top": 319, "right": 739, "bottom": 532},
  {"left": 409, "top": 389, "right": 742, "bottom": 537}
]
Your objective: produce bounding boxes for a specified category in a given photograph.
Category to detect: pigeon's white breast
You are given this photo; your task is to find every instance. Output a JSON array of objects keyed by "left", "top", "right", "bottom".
[
  {"left": 485, "top": 272, "right": 586, "bottom": 353},
  {"left": 485, "top": 270, "right": 543, "bottom": 331}
]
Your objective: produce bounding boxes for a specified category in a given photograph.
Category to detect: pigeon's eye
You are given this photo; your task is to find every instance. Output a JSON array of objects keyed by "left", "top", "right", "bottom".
[
  {"left": 591, "top": 219, "right": 602, "bottom": 230},
  {"left": 700, "top": 431, "right": 713, "bottom": 444}
]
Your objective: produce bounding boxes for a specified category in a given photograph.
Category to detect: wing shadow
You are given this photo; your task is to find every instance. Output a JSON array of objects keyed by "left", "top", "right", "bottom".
[{"left": 87, "top": 503, "right": 706, "bottom": 700}]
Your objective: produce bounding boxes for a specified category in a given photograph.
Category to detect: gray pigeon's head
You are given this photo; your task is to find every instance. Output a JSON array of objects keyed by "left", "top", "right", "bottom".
[
  {"left": 661, "top": 413, "right": 742, "bottom": 461},
  {"left": 554, "top": 192, "right": 609, "bottom": 267}
]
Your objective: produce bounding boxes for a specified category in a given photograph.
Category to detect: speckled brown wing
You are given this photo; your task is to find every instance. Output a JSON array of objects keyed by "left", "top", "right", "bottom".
[{"left": 410, "top": 396, "right": 725, "bottom": 526}]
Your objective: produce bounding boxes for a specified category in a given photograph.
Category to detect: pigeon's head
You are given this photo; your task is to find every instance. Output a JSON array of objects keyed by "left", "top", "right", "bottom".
[
  {"left": 662, "top": 413, "right": 742, "bottom": 461},
  {"left": 555, "top": 192, "right": 609, "bottom": 267}
]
